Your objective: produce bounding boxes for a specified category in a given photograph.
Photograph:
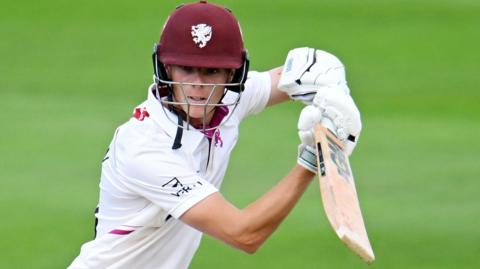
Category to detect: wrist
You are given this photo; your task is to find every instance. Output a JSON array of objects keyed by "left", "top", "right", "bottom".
[
  {"left": 294, "top": 163, "right": 316, "bottom": 180},
  {"left": 297, "top": 145, "right": 318, "bottom": 174}
]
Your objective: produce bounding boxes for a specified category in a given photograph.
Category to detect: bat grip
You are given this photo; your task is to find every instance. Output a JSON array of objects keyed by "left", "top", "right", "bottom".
[{"left": 320, "top": 117, "right": 337, "bottom": 136}]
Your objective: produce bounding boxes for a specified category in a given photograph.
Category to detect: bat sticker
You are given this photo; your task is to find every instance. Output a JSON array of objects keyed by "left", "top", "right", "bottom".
[{"left": 326, "top": 136, "right": 352, "bottom": 181}]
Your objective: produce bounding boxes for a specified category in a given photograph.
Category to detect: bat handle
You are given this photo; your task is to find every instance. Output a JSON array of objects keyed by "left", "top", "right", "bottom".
[{"left": 320, "top": 117, "right": 337, "bottom": 136}]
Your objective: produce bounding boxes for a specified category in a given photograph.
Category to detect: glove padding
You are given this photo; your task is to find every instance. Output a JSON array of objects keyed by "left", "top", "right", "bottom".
[
  {"left": 278, "top": 47, "right": 350, "bottom": 104},
  {"left": 298, "top": 144, "right": 318, "bottom": 174},
  {"left": 298, "top": 91, "right": 361, "bottom": 156}
]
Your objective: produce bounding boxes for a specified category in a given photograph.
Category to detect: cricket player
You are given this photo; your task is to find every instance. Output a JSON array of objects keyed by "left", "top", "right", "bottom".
[{"left": 68, "top": 1, "right": 362, "bottom": 268}]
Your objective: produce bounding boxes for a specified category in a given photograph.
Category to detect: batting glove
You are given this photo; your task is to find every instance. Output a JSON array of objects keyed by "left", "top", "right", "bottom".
[
  {"left": 278, "top": 47, "right": 350, "bottom": 104},
  {"left": 298, "top": 144, "right": 318, "bottom": 174},
  {"left": 298, "top": 92, "right": 362, "bottom": 156}
]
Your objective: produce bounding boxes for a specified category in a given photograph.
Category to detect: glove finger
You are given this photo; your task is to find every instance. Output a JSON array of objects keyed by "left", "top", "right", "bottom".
[
  {"left": 297, "top": 105, "right": 322, "bottom": 131},
  {"left": 319, "top": 94, "right": 362, "bottom": 137},
  {"left": 298, "top": 129, "right": 315, "bottom": 147},
  {"left": 336, "top": 127, "right": 348, "bottom": 141},
  {"left": 343, "top": 140, "right": 355, "bottom": 156}
]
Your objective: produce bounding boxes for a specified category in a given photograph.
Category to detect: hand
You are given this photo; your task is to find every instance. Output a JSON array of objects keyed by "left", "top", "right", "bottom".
[
  {"left": 278, "top": 47, "right": 349, "bottom": 104},
  {"left": 297, "top": 92, "right": 362, "bottom": 156}
]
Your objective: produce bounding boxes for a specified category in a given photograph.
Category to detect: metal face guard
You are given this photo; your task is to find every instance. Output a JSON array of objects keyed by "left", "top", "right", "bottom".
[{"left": 155, "top": 78, "right": 242, "bottom": 132}]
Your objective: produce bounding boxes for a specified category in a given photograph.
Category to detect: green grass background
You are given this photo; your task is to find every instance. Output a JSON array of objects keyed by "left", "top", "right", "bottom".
[{"left": 1, "top": 0, "right": 479, "bottom": 268}]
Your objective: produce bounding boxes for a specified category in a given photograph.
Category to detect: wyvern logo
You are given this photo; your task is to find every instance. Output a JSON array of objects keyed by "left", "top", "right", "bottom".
[
  {"left": 191, "top": 24, "right": 212, "bottom": 48},
  {"left": 133, "top": 107, "right": 150, "bottom": 121}
]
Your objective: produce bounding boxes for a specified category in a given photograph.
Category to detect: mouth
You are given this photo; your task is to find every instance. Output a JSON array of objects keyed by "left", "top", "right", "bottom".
[{"left": 187, "top": 96, "right": 208, "bottom": 104}]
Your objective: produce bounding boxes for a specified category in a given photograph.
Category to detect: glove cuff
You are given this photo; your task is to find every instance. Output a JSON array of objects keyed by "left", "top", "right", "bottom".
[{"left": 298, "top": 145, "right": 317, "bottom": 174}]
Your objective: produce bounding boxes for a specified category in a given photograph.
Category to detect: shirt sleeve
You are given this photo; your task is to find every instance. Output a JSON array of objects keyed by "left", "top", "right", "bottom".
[
  {"left": 119, "top": 172, "right": 218, "bottom": 219},
  {"left": 232, "top": 71, "right": 271, "bottom": 121}
]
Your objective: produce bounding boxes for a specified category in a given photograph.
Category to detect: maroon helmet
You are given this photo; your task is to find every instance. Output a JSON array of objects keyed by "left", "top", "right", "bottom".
[
  {"left": 151, "top": 1, "right": 250, "bottom": 146},
  {"left": 153, "top": 1, "right": 249, "bottom": 92}
]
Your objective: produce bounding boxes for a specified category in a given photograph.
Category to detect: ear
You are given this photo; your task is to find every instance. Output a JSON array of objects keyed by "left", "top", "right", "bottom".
[
  {"left": 228, "top": 69, "right": 235, "bottom": 82},
  {"left": 164, "top": 64, "right": 172, "bottom": 76}
]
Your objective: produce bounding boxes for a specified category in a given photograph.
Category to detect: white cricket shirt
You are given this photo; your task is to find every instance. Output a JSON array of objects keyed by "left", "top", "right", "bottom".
[{"left": 68, "top": 71, "right": 271, "bottom": 269}]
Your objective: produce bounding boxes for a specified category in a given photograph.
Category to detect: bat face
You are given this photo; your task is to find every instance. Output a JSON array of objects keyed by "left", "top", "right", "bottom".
[
  {"left": 314, "top": 123, "right": 375, "bottom": 264},
  {"left": 325, "top": 135, "right": 352, "bottom": 181}
]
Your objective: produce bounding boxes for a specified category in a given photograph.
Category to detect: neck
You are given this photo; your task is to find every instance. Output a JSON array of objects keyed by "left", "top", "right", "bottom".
[{"left": 190, "top": 114, "right": 213, "bottom": 129}]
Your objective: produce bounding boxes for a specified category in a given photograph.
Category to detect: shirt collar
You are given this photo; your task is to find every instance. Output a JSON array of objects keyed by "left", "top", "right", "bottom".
[
  {"left": 144, "top": 85, "right": 211, "bottom": 151},
  {"left": 199, "top": 106, "right": 229, "bottom": 139},
  {"left": 145, "top": 84, "right": 178, "bottom": 138}
]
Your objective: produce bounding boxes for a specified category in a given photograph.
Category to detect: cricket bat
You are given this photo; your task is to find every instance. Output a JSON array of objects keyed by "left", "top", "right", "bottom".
[{"left": 314, "top": 121, "right": 375, "bottom": 264}]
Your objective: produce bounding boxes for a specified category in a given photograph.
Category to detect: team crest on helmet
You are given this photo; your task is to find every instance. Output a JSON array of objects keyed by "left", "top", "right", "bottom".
[{"left": 191, "top": 24, "right": 212, "bottom": 48}]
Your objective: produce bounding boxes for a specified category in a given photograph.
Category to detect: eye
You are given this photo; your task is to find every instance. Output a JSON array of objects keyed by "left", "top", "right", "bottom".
[
  {"left": 179, "top": 65, "right": 194, "bottom": 73},
  {"left": 204, "top": 68, "right": 220, "bottom": 75}
]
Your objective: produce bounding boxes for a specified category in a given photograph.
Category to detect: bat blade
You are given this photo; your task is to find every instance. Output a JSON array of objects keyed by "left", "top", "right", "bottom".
[{"left": 314, "top": 123, "right": 375, "bottom": 264}]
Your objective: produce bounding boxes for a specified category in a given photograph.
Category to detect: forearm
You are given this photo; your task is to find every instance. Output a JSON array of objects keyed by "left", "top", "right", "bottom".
[
  {"left": 238, "top": 164, "right": 315, "bottom": 248},
  {"left": 180, "top": 164, "right": 315, "bottom": 253},
  {"left": 266, "top": 66, "right": 290, "bottom": 107}
]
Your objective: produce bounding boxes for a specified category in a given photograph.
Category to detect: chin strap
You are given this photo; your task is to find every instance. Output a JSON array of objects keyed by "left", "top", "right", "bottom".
[
  {"left": 172, "top": 111, "right": 184, "bottom": 150},
  {"left": 161, "top": 85, "right": 184, "bottom": 150},
  {"left": 153, "top": 85, "right": 184, "bottom": 150}
]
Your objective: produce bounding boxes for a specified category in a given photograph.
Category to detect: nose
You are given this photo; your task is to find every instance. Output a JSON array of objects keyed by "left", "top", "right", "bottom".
[
  {"left": 192, "top": 72, "right": 208, "bottom": 84},
  {"left": 185, "top": 72, "right": 209, "bottom": 91}
]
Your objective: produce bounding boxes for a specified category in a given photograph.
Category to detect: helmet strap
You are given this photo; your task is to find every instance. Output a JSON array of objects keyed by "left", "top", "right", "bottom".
[{"left": 172, "top": 112, "right": 184, "bottom": 150}]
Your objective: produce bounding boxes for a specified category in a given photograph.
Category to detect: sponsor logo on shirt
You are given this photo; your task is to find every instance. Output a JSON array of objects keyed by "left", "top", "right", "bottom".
[{"left": 162, "top": 177, "right": 204, "bottom": 197}]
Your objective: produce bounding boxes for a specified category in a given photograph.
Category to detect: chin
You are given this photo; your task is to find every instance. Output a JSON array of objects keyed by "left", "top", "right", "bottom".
[
  {"left": 183, "top": 104, "right": 209, "bottom": 115},
  {"left": 186, "top": 111, "right": 209, "bottom": 123}
]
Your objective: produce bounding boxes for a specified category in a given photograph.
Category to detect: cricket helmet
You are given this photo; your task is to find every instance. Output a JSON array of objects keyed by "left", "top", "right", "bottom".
[
  {"left": 151, "top": 1, "right": 249, "bottom": 149},
  {"left": 153, "top": 0, "right": 249, "bottom": 93}
]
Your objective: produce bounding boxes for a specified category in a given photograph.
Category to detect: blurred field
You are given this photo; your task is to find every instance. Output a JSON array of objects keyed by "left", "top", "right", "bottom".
[{"left": 1, "top": 0, "right": 479, "bottom": 268}]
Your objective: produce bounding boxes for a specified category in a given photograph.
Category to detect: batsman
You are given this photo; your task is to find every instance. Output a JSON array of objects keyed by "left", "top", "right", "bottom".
[{"left": 68, "top": 1, "right": 363, "bottom": 268}]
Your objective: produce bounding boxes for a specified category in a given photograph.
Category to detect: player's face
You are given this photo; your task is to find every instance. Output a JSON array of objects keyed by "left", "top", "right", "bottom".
[{"left": 166, "top": 65, "right": 234, "bottom": 127}]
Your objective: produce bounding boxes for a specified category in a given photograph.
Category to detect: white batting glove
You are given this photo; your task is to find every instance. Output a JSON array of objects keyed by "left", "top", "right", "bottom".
[
  {"left": 278, "top": 47, "right": 350, "bottom": 104},
  {"left": 298, "top": 92, "right": 362, "bottom": 156},
  {"left": 297, "top": 105, "right": 322, "bottom": 146},
  {"left": 296, "top": 105, "right": 322, "bottom": 173}
]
